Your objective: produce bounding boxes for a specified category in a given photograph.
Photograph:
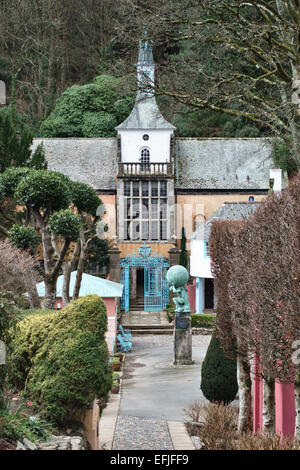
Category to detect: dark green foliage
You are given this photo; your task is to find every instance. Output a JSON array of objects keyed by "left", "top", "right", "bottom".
[
  {"left": 28, "top": 143, "right": 48, "bottom": 170},
  {"left": 40, "top": 75, "right": 135, "bottom": 138},
  {"left": 48, "top": 209, "right": 82, "bottom": 241},
  {"left": 191, "top": 314, "right": 216, "bottom": 329},
  {"left": 0, "top": 113, "right": 32, "bottom": 172},
  {"left": 86, "top": 238, "right": 110, "bottom": 274},
  {"left": 9, "top": 295, "right": 112, "bottom": 424},
  {"left": 7, "top": 224, "right": 40, "bottom": 251},
  {"left": 0, "top": 406, "right": 52, "bottom": 442},
  {"left": 201, "top": 331, "right": 238, "bottom": 404},
  {"left": 71, "top": 181, "right": 102, "bottom": 216},
  {"left": 15, "top": 170, "right": 72, "bottom": 211},
  {"left": 0, "top": 167, "right": 34, "bottom": 197},
  {"left": 271, "top": 139, "right": 298, "bottom": 176},
  {"left": 0, "top": 112, "right": 47, "bottom": 172},
  {"left": 179, "top": 227, "right": 188, "bottom": 269}
]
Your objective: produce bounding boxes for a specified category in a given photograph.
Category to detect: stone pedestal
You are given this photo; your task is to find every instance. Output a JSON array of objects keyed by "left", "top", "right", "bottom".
[
  {"left": 108, "top": 246, "right": 121, "bottom": 284},
  {"left": 173, "top": 313, "right": 192, "bottom": 365}
]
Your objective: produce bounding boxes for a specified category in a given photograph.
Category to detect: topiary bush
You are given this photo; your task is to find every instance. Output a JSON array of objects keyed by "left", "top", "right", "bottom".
[
  {"left": 201, "top": 330, "right": 238, "bottom": 404},
  {"left": 9, "top": 295, "right": 112, "bottom": 424}
]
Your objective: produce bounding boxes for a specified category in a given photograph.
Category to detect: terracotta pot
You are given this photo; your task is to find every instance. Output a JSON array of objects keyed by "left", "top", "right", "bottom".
[{"left": 111, "top": 362, "right": 121, "bottom": 371}]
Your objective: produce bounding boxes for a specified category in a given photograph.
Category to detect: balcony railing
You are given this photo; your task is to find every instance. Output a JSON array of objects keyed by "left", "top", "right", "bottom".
[{"left": 118, "top": 162, "right": 174, "bottom": 177}]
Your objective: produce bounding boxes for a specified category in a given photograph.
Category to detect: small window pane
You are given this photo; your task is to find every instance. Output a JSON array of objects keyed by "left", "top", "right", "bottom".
[
  {"left": 132, "top": 199, "right": 140, "bottom": 219},
  {"left": 151, "top": 199, "right": 158, "bottom": 218},
  {"left": 142, "top": 199, "right": 149, "bottom": 218},
  {"left": 160, "top": 221, "right": 167, "bottom": 240},
  {"left": 151, "top": 221, "right": 158, "bottom": 240},
  {"left": 160, "top": 181, "right": 167, "bottom": 197},
  {"left": 151, "top": 181, "right": 158, "bottom": 197},
  {"left": 160, "top": 199, "right": 167, "bottom": 219},
  {"left": 142, "top": 221, "right": 149, "bottom": 240},
  {"left": 124, "top": 181, "right": 131, "bottom": 196},
  {"left": 125, "top": 221, "right": 130, "bottom": 240},
  {"left": 124, "top": 198, "right": 131, "bottom": 218},
  {"left": 132, "top": 221, "right": 140, "bottom": 240},
  {"left": 142, "top": 181, "right": 149, "bottom": 196},
  {"left": 133, "top": 181, "right": 139, "bottom": 196}
]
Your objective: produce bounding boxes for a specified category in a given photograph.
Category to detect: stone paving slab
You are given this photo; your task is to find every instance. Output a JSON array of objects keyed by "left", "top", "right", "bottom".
[
  {"left": 99, "top": 335, "right": 210, "bottom": 451},
  {"left": 99, "top": 391, "right": 121, "bottom": 450},
  {"left": 167, "top": 422, "right": 195, "bottom": 450},
  {"left": 113, "top": 416, "right": 174, "bottom": 450}
]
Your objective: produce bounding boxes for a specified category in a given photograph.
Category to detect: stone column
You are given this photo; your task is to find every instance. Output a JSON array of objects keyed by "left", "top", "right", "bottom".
[
  {"left": 168, "top": 245, "right": 181, "bottom": 267},
  {"left": 108, "top": 245, "right": 121, "bottom": 284},
  {"left": 173, "top": 313, "right": 193, "bottom": 365}
]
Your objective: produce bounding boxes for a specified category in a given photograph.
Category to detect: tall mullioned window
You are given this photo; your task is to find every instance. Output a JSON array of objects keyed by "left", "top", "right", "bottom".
[{"left": 123, "top": 180, "right": 168, "bottom": 241}]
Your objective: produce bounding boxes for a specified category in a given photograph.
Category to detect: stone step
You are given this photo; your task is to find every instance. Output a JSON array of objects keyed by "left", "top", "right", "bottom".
[
  {"left": 122, "top": 323, "right": 173, "bottom": 330},
  {"left": 131, "top": 329, "right": 174, "bottom": 336}
]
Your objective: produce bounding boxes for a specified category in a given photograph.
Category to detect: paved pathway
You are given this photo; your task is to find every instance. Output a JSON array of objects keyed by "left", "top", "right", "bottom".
[{"left": 100, "top": 334, "right": 211, "bottom": 450}]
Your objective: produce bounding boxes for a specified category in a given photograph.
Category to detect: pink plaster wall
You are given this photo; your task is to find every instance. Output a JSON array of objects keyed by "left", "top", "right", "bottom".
[
  {"left": 252, "top": 352, "right": 296, "bottom": 437},
  {"left": 187, "top": 282, "right": 196, "bottom": 313}
]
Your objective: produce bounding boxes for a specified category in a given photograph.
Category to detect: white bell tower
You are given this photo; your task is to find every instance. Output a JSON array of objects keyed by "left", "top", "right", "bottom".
[{"left": 116, "top": 38, "right": 176, "bottom": 164}]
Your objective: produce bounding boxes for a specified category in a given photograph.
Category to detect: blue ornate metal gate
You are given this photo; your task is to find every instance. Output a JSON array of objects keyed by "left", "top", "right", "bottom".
[{"left": 120, "top": 243, "right": 169, "bottom": 312}]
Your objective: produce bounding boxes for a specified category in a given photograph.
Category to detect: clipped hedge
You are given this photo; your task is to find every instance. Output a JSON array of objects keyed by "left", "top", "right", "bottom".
[
  {"left": 9, "top": 295, "right": 112, "bottom": 424},
  {"left": 191, "top": 314, "right": 216, "bottom": 329}
]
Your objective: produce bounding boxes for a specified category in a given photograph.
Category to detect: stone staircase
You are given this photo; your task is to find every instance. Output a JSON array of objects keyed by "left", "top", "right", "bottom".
[
  {"left": 129, "top": 296, "right": 144, "bottom": 312},
  {"left": 120, "top": 310, "right": 174, "bottom": 336}
]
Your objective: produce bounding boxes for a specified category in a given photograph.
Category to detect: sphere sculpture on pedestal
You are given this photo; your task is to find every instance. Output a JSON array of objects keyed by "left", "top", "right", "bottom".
[{"left": 167, "top": 265, "right": 190, "bottom": 313}]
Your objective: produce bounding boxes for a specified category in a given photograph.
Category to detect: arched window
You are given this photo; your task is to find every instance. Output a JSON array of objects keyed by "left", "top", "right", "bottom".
[
  {"left": 140, "top": 147, "right": 150, "bottom": 163},
  {"left": 140, "top": 147, "right": 150, "bottom": 171}
]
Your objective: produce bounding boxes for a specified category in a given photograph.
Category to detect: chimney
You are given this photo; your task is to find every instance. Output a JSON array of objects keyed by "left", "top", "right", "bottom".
[{"left": 269, "top": 169, "right": 282, "bottom": 193}]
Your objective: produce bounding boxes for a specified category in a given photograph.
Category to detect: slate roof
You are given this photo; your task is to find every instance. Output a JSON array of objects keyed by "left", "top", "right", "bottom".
[
  {"left": 36, "top": 271, "right": 123, "bottom": 298},
  {"left": 31, "top": 136, "right": 275, "bottom": 191},
  {"left": 192, "top": 202, "right": 261, "bottom": 242},
  {"left": 31, "top": 138, "right": 117, "bottom": 191},
  {"left": 175, "top": 138, "right": 274, "bottom": 190},
  {"left": 116, "top": 95, "right": 176, "bottom": 130}
]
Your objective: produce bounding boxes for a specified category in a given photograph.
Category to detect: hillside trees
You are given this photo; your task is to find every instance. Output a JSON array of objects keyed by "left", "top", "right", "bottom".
[
  {"left": 0, "top": 0, "right": 128, "bottom": 127},
  {"left": 0, "top": 111, "right": 47, "bottom": 173},
  {"left": 120, "top": 0, "right": 300, "bottom": 171},
  {"left": 39, "top": 75, "right": 135, "bottom": 138}
]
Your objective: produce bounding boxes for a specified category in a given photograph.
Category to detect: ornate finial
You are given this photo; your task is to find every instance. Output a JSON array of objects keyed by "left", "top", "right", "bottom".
[{"left": 138, "top": 242, "right": 151, "bottom": 259}]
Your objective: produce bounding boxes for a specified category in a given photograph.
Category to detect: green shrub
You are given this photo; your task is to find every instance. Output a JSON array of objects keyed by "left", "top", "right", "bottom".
[
  {"left": 9, "top": 295, "right": 112, "bottom": 424},
  {"left": 191, "top": 314, "right": 216, "bottom": 329},
  {"left": 201, "top": 330, "right": 238, "bottom": 404}
]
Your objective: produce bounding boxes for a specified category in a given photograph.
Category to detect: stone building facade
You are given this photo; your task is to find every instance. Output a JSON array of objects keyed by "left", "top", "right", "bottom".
[{"left": 31, "top": 40, "right": 276, "bottom": 313}]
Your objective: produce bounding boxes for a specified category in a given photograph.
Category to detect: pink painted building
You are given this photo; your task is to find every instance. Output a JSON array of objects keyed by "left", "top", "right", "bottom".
[
  {"left": 36, "top": 271, "right": 123, "bottom": 355},
  {"left": 252, "top": 354, "right": 296, "bottom": 437}
]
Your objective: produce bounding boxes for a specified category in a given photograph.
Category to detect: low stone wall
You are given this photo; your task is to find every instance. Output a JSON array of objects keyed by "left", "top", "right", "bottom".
[
  {"left": 192, "top": 327, "right": 213, "bottom": 335},
  {"left": 16, "top": 435, "right": 87, "bottom": 451}
]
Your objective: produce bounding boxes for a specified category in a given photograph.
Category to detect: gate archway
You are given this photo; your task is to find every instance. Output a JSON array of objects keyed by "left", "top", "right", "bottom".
[{"left": 120, "top": 243, "right": 169, "bottom": 312}]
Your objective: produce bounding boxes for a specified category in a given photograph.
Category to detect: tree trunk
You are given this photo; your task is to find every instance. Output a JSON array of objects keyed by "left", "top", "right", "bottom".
[
  {"left": 62, "top": 240, "right": 81, "bottom": 307},
  {"left": 237, "top": 353, "right": 252, "bottom": 433},
  {"left": 72, "top": 245, "right": 87, "bottom": 300},
  {"left": 26, "top": 283, "right": 41, "bottom": 309},
  {"left": 43, "top": 278, "right": 56, "bottom": 309},
  {"left": 62, "top": 262, "right": 72, "bottom": 307},
  {"left": 262, "top": 377, "right": 275, "bottom": 433},
  {"left": 295, "top": 371, "right": 300, "bottom": 443}
]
